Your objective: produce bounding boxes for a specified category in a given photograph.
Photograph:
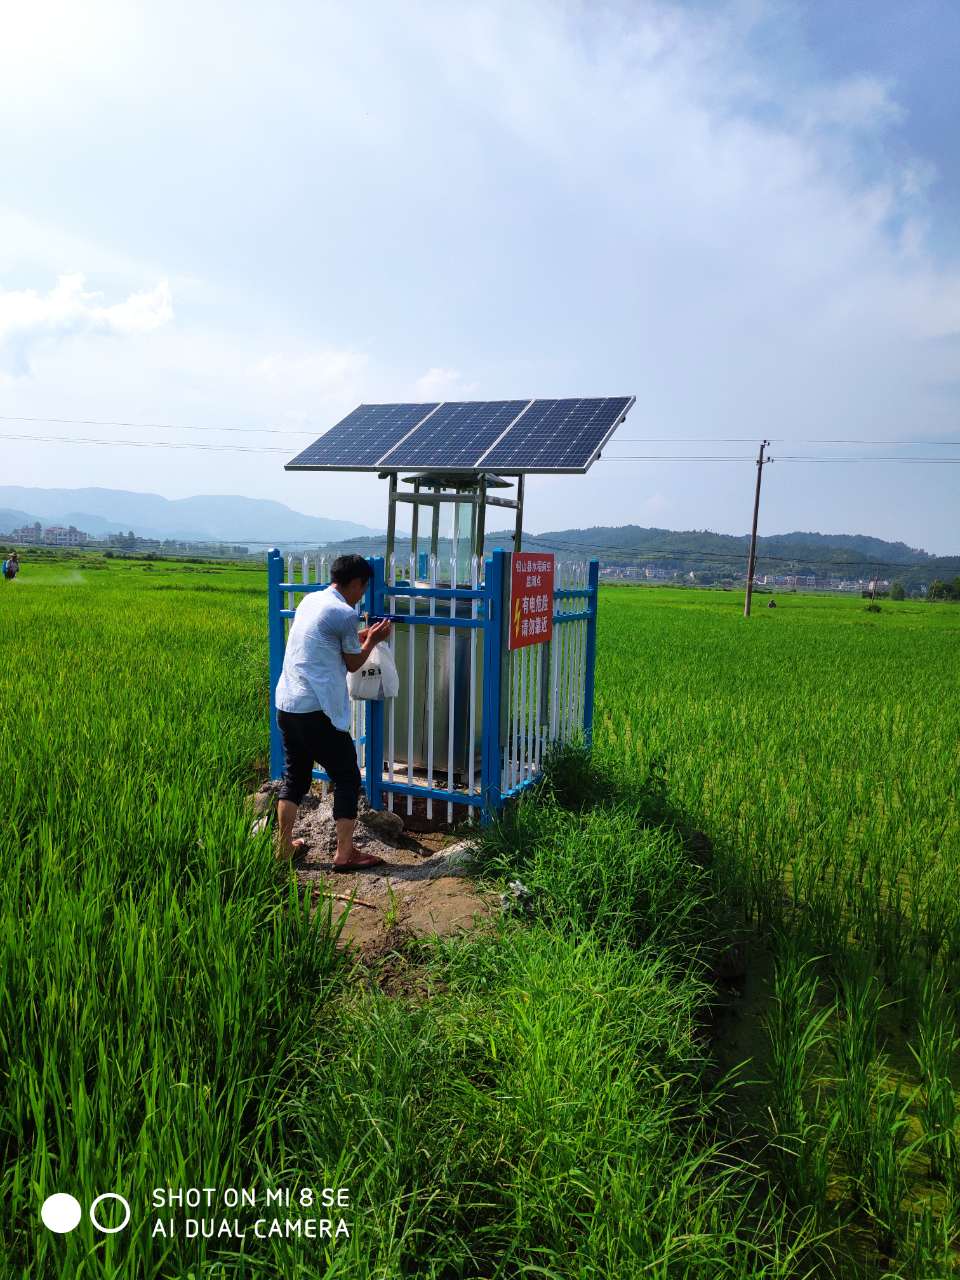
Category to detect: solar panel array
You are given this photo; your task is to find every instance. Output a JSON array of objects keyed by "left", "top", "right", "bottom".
[
  {"left": 481, "top": 397, "right": 633, "bottom": 471},
  {"left": 382, "top": 399, "right": 529, "bottom": 469},
  {"left": 285, "top": 402, "right": 439, "bottom": 469},
  {"left": 285, "top": 396, "right": 635, "bottom": 473}
]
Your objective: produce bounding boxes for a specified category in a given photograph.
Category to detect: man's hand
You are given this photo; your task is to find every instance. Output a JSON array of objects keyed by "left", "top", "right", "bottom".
[
  {"left": 358, "top": 618, "right": 392, "bottom": 645},
  {"left": 344, "top": 617, "right": 393, "bottom": 673}
]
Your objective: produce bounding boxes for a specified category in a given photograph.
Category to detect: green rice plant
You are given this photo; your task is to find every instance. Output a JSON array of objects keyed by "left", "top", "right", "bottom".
[
  {"left": 0, "top": 562, "right": 352, "bottom": 1278},
  {"left": 832, "top": 955, "right": 887, "bottom": 1175},
  {"left": 804, "top": 886, "right": 849, "bottom": 964},
  {"left": 893, "top": 1199, "right": 960, "bottom": 1280},
  {"left": 292, "top": 925, "right": 826, "bottom": 1278},
  {"left": 4, "top": 561, "right": 959, "bottom": 1276},
  {"left": 761, "top": 932, "right": 836, "bottom": 1211},
  {"left": 537, "top": 736, "right": 621, "bottom": 810},
  {"left": 908, "top": 969, "right": 960, "bottom": 1185},
  {"left": 474, "top": 776, "right": 711, "bottom": 955},
  {"left": 859, "top": 1080, "right": 920, "bottom": 1258}
]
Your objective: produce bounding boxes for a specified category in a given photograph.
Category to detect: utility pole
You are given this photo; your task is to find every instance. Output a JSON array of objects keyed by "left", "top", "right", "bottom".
[{"left": 743, "top": 440, "right": 771, "bottom": 618}]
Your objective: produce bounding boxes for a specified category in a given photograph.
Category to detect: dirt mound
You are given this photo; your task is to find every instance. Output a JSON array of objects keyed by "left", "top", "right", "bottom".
[{"left": 254, "top": 784, "right": 498, "bottom": 956}]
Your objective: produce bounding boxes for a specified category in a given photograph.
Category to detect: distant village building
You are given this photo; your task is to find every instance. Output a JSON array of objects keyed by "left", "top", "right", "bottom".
[
  {"left": 43, "top": 525, "right": 88, "bottom": 546},
  {"left": 104, "top": 531, "right": 249, "bottom": 557},
  {"left": 10, "top": 521, "right": 43, "bottom": 543}
]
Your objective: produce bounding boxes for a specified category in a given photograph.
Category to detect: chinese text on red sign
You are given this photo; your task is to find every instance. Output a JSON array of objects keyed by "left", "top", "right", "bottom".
[{"left": 509, "top": 552, "right": 555, "bottom": 650}]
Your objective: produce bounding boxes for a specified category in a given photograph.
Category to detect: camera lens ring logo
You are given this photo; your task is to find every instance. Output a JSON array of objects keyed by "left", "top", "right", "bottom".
[
  {"left": 40, "top": 1194, "right": 82, "bottom": 1234},
  {"left": 89, "top": 1193, "right": 131, "bottom": 1234}
]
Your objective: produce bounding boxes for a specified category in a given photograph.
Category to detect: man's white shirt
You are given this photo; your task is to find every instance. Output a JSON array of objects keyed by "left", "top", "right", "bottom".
[{"left": 274, "top": 585, "right": 362, "bottom": 731}]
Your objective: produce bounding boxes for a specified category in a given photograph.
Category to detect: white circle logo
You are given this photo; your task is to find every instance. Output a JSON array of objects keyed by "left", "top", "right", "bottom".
[
  {"left": 40, "top": 1194, "right": 82, "bottom": 1234},
  {"left": 89, "top": 1193, "right": 131, "bottom": 1234},
  {"left": 41, "top": 1192, "right": 132, "bottom": 1234}
]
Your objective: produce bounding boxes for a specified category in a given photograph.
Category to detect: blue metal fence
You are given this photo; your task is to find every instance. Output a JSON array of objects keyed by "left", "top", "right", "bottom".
[{"left": 266, "top": 547, "right": 599, "bottom": 821}]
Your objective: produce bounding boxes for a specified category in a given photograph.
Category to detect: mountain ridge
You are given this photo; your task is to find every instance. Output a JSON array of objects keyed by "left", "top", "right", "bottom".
[
  {"left": 2, "top": 491, "right": 955, "bottom": 579},
  {"left": 0, "top": 486, "right": 381, "bottom": 544}
]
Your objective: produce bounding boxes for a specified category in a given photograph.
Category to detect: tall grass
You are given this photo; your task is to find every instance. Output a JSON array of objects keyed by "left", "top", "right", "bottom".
[
  {"left": 3, "top": 562, "right": 959, "bottom": 1276},
  {"left": 1, "top": 561, "right": 348, "bottom": 1277},
  {"left": 596, "top": 585, "right": 960, "bottom": 1274},
  {"left": 762, "top": 935, "right": 835, "bottom": 1214}
]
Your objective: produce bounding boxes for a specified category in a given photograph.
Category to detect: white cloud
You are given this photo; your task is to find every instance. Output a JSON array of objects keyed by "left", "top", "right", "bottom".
[
  {"left": 1, "top": 1, "right": 959, "bottom": 548},
  {"left": 253, "top": 348, "right": 369, "bottom": 395},
  {"left": 796, "top": 76, "right": 904, "bottom": 133},
  {"left": 642, "top": 493, "right": 671, "bottom": 519},
  {"left": 413, "top": 367, "right": 480, "bottom": 400},
  {"left": 0, "top": 274, "right": 172, "bottom": 375}
]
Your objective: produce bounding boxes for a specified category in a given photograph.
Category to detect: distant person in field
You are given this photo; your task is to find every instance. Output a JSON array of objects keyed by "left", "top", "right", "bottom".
[
  {"left": 273, "top": 553, "right": 392, "bottom": 869},
  {"left": 2, "top": 552, "right": 20, "bottom": 582}
]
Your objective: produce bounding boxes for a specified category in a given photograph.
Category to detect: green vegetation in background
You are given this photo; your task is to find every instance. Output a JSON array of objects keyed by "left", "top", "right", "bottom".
[
  {"left": 2, "top": 561, "right": 959, "bottom": 1277},
  {"left": 596, "top": 584, "right": 960, "bottom": 1276}
]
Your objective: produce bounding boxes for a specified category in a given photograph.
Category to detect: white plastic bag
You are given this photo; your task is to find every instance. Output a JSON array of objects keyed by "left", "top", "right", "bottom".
[
  {"left": 347, "top": 642, "right": 400, "bottom": 700},
  {"left": 378, "top": 641, "right": 400, "bottom": 697}
]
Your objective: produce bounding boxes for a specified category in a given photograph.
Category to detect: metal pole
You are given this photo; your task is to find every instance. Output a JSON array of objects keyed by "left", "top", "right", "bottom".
[
  {"left": 481, "top": 549, "right": 506, "bottom": 821},
  {"left": 476, "top": 475, "right": 487, "bottom": 563},
  {"left": 430, "top": 491, "right": 440, "bottom": 562},
  {"left": 513, "top": 475, "right": 524, "bottom": 551},
  {"left": 410, "top": 478, "right": 420, "bottom": 575},
  {"left": 583, "top": 559, "right": 600, "bottom": 746},
  {"left": 385, "top": 473, "right": 398, "bottom": 566},
  {"left": 743, "top": 440, "right": 770, "bottom": 618},
  {"left": 365, "top": 557, "right": 385, "bottom": 809},
  {"left": 267, "top": 548, "right": 285, "bottom": 779}
]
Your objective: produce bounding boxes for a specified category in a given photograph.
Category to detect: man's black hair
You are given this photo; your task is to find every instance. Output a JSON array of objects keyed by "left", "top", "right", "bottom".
[{"left": 330, "top": 553, "right": 373, "bottom": 587}]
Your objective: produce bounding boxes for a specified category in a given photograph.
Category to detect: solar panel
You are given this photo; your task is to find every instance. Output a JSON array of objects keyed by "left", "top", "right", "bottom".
[
  {"left": 480, "top": 397, "right": 633, "bottom": 471},
  {"left": 381, "top": 399, "right": 529, "bottom": 469},
  {"left": 285, "top": 403, "right": 439, "bottom": 469},
  {"left": 284, "top": 396, "right": 634, "bottom": 473}
]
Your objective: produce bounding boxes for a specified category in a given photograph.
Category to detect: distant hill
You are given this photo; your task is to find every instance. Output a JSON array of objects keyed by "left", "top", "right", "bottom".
[
  {"left": 4, "top": 496, "right": 955, "bottom": 588},
  {"left": 320, "top": 523, "right": 955, "bottom": 590},
  {"left": 519, "top": 525, "right": 933, "bottom": 566},
  {"left": 0, "top": 508, "right": 35, "bottom": 534},
  {"left": 325, "top": 523, "right": 942, "bottom": 563},
  {"left": 0, "top": 486, "right": 380, "bottom": 545}
]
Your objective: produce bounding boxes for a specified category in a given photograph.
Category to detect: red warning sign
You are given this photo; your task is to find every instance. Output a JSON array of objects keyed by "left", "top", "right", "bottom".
[{"left": 509, "top": 552, "right": 555, "bottom": 650}]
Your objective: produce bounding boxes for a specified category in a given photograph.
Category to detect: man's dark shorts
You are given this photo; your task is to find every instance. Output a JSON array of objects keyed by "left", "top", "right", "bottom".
[{"left": 276, "top": 708, "right": 363, "bottom": 819}]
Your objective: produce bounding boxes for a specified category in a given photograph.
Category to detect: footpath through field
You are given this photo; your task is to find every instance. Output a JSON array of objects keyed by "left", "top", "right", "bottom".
[{"left": 252, "top": 780, "right": 499, "bottom": 956}]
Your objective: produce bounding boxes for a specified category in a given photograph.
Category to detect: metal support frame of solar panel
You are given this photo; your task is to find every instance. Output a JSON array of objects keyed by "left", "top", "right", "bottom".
[{"left": 284, "top": 396, "right": 635, "bottom": 474}]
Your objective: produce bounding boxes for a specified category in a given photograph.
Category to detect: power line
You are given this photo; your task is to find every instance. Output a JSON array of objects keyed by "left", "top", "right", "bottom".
[
  {"left": 601, "top": 455, "right": 757, "bottom": 461},
  {"left": 0, "top": 414, "right": 313, "bottom": 436},
  {"left": 612, "top": 437, "right": 960, "bottom": 446},
  {"left": 0, "top": 431, "right": 289, "bottom": 454},
  {"left": 761, "top": 455, "right": 960, "bottom": 464},
  {"left": 601, "top": 455, "right": 960, "bottom": 464},
  {"left": 7, "top": 431, "right": 960, "bottom": 466},
  {"left": 3, "top": 414, "right": 960, "bottom": 449}
]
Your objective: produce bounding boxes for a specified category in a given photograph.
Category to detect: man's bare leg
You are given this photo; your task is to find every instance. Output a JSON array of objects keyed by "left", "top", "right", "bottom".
[
  {"left": 276, "top": 799, "right": 306, "bottom": 860},
  {"left": 332, "top": 815, "right": 385, "bottom": 867},
  {"left": 334, "top": 817, "right": 361, "bottom": 863}
]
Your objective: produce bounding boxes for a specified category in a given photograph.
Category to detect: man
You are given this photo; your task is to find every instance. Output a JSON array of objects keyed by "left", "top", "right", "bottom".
[
  {"left": 273, "top": 552, "right": 392, "bottom": 869},
  {"left": 2, "top": 552, "right": 19, "bottom": 581}
]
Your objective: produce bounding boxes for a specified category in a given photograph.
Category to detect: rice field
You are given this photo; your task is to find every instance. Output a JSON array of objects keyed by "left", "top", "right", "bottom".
[
  {"left": 1, "top": 556, "right": 958, "bottom": 1277},
  {"left": 595, "top": 585, "right": 960, "bottom": 1274}
]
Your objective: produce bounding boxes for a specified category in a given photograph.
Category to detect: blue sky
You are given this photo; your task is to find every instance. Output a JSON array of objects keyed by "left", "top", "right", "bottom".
[{"left": 1, "top": 0, "right": 958, "bottom": 552}]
